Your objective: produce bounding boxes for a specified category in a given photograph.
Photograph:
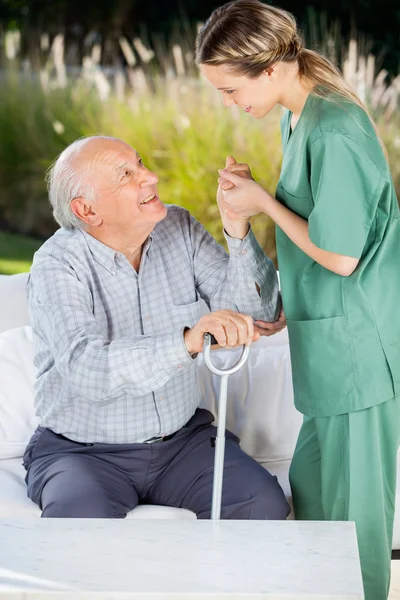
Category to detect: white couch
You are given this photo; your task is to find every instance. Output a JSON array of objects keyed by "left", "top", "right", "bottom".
[{"left": 1, "top": 272, "right": 399, "bottom": 549}]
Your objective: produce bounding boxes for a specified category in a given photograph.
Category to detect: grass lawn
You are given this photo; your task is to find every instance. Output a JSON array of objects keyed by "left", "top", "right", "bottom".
[{"left": 0, "top": 231, "right": 43, "bottom": 275}]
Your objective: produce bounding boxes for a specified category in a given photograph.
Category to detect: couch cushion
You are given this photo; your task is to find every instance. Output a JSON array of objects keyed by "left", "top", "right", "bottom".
[
  {"left": 0, "top": 458, "right": 40, "bottom": 517},
  {"left": 0, "top": 273, "right": 30, "bottom": 333},
  {"left": 0, "top": 326, "right": 39, "bottom": 459},
  {"left": 127, "top": 505, "right": 196, "bottom": 520}
]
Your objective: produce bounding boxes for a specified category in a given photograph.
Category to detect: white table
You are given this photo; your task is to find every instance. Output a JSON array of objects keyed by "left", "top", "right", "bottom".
[{"left": 0, "top": 518, "right": 364, "bottom": 599}]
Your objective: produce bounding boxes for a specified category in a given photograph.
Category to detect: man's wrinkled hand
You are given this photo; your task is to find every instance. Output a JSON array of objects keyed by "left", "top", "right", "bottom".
[{"left": 184, "top": 309, "right": 260, "bottom": 355}]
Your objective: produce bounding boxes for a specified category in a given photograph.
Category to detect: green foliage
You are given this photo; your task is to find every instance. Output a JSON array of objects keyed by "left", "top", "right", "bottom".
[
  {"left": 0, "top": 72, "right": 282, "bottom": 260},
  {"left": 0, "top": 230, "right": 42, "bottom": 274},
  {"left": 0, "top": 72, "right": 104, "bottom": 237},
  {"left": 0, "top": 59, "right": 399, "bottom": 274}
]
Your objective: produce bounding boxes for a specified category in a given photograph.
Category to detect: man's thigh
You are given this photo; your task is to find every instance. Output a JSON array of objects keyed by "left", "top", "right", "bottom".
[
  {"left": 25, "top": 429, "right": 139, "bottom": 518},
  {"left": 147, "top": 419, "right": 289, "bottom": 520}
]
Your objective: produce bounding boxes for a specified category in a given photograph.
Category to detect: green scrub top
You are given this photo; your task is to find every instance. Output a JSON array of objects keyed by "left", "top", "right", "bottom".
[{"left": 275, "top": 92, "right": 400, "bottom": 417}]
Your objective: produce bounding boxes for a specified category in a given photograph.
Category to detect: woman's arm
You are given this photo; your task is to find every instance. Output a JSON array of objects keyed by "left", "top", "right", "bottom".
[
  {"left": 263, "top": 193, "right": 359, "bottom": 276},
  {"left": 218, "top": 169, "right": 359, "bottom": 277}
]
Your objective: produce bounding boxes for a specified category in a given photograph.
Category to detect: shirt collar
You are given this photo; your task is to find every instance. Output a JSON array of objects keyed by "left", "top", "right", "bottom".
[{"left": 79, "top": 230, "right": 153, "bottom": 275}]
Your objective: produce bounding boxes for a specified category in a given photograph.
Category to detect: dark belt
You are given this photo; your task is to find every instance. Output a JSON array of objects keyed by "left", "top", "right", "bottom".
[{"left": 143, "top": 431, "right": 177, "bottom": 444}]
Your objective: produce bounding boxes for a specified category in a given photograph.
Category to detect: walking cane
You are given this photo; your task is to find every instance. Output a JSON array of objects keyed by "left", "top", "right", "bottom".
[{"left": 203, "top": 333, "right": 251, "bottom": 520}]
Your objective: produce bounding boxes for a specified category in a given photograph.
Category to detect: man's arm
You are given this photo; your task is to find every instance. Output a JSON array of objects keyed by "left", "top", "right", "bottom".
[
  {"left": 28, "top": 261, "right": 194, "bottom": 404},
  {"left": 189, "top": 214, "right": 280, "bottom": 322}
]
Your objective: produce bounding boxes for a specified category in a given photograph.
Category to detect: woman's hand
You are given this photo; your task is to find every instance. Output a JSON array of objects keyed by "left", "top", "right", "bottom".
[
  {"left": 218, "top": 156, "right": 254, "bottom": 190},
  {"left": 216, "top": 156, "right": 254, "bottom": 239},
  {"left": 254, "top": 306, "right": 287, "bottom": 337},
  {"left": 218, "top": 166, "right": 270, "bottom": 220}
]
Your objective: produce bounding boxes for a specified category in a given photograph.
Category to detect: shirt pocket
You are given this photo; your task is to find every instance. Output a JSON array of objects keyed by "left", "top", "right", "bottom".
[
  {"left": 171, "top": 300, "right": 202, "bottom": 331},
  {"left": 287, "top": 316, "right": 356, "bottom": 411}
]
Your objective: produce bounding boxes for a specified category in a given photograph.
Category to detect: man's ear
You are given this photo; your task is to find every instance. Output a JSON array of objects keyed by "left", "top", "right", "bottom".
[{"left": 70, "top": 198, "right": 102, "bottom": 227}]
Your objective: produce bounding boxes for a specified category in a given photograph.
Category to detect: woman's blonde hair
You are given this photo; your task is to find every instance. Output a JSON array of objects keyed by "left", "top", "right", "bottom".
[{"left": 195, "top": 0, "right": 387, "bottom": 158}]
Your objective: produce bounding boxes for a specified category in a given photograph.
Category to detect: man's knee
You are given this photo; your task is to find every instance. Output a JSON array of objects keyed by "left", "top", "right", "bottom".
[
  {"left": 247, "top": 474, "right": 290, "bottom": 520},
  {"left": 224, "top": 466, "right": 290, "bottom": 520}
]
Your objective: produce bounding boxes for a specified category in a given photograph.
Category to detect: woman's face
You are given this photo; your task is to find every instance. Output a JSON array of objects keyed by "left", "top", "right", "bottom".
[{"left": 200, "top": 63, "right": 281, "bottom": 119}]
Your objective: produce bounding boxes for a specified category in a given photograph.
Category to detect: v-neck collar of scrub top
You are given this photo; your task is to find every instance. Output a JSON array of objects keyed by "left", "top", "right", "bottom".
[{"left": 285, "top": 92, "right": 314, "bottom": 147}]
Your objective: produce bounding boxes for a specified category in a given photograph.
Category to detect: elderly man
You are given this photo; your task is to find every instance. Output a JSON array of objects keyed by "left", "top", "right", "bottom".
[{"left": 23, "top": 135, "right": 289, "bottom": 520}]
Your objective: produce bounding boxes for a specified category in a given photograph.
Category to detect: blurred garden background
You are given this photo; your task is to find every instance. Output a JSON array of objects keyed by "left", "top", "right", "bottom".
[{"left": 0, "top": 0, "right": 399, "bottom": 274}]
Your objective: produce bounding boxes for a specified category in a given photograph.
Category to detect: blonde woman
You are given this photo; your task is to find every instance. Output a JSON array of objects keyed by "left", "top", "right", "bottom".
[{"left": 196, "top": 1, "right": 400, "bottom": 598}]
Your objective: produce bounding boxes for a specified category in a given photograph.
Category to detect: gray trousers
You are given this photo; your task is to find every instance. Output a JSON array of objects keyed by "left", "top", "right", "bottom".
[{"left": 23, "top": 408, "right": 289, "bottom": 520}]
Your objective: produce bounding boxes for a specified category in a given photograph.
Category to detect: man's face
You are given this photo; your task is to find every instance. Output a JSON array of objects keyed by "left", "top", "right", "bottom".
[{"left": 78, "top": 139, "right": 167, "bottom": 233}]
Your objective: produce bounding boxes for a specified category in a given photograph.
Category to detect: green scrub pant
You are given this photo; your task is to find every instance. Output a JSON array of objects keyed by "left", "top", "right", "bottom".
[{"left": 289, "top": 395, "right": 400, "bottom": 600}]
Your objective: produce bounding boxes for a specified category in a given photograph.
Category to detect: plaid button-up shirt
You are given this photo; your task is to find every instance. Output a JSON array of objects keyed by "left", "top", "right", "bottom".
[{"left": 27, "top": 205, "right": 279, "bottom": 443}]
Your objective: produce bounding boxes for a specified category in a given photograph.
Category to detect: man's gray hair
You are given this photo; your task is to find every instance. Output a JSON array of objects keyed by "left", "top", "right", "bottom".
[{"left": 46, "top": 136, "right": 105, "bottom": 230}]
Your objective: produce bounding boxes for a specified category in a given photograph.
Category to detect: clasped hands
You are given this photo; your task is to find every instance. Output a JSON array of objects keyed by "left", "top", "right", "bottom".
[
  {"left": 184, "top": 156, "right": 286, "bottom": 356},
  {"left": 217, "top": 156, "right": 286, "bottom": 340}
]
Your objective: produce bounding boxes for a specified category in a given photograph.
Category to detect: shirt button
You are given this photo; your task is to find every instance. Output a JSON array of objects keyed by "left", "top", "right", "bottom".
[
  {"left": 177, "top": 364, "right": 183, "bottom": 369},
  {"left": 145, "top": 316, "right": 151, "bottom": 321},
  {"left": 160, "top": 395, "right": 164, "bottom": 400},
  {"left": 241, "top": 249, "right": 248, "bottom": 255}
]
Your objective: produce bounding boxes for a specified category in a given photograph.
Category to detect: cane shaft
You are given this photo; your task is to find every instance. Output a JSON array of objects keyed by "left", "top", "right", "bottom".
[{"left": 211, "top": 375, "right": 228, "bottom": 520}]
